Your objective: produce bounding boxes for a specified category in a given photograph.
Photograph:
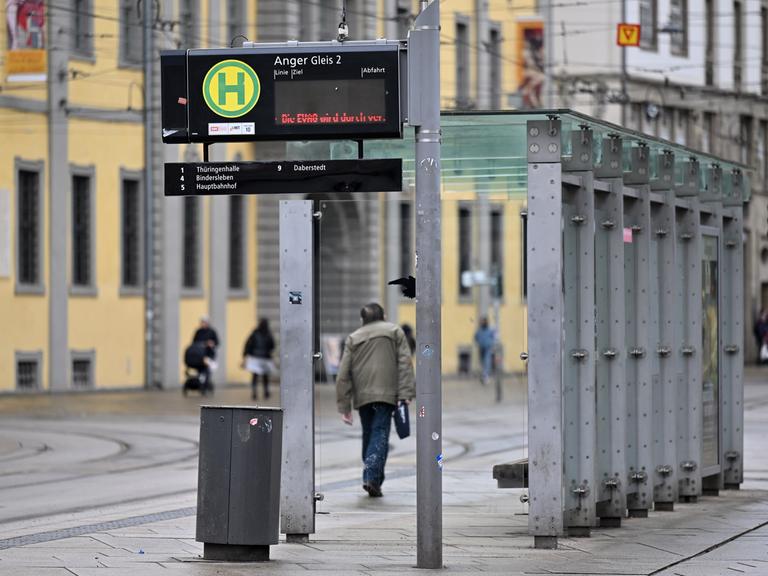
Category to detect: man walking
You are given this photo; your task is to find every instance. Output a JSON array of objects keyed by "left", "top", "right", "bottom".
[
  {"left": 474, "top": 316, "right": 496, "bottom": 385},
  {"left": 336, "top": 303, "right": 416, "bottom": 497}
]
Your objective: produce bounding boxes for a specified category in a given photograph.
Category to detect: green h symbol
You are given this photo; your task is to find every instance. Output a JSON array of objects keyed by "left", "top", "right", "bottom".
[{"left": 217, "top": 71, "right": 245, "bottom": 105}]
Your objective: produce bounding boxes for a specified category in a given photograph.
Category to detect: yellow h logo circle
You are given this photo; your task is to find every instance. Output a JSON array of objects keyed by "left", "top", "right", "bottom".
[{"left": 202, "top": 60, "right": 260, "bottom": 118}]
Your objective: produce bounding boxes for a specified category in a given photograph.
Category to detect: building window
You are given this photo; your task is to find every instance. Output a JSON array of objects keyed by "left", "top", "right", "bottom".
[
  {"left": 72, "top": 0, "right": 93, "bottom": 57},
  {"left": 119, "top": 0, "right": 142, "bottom": 65},
  {"left": 457, "top": 348, "right": 472, "bottom": 374},
  {"left": 399, "top": 202, "right": 412, "bottom": 277},
  {"left": 72, "top": 173, "right": 94, "bottom": 290},
  {"left": 179, "top": 0, "right": 198, "bottom": 49},
  {"left": 456, "top": 19, "right": 470, "bottom": 109},
  {"left": 762, "top": 5, "right": 768, "bottom": 94},
  {"left": 740, "top": 115, "right": 753, "bottom": 166},
  {"left": 734, "top": 0, "right": 743, "bottom": 90},
  {"left": 16, "top": 352, "right": 41, "bottom": 390},
  {"left": 640, "top": 0, "right": 657, "bottom": 50},
  {"left": 458, "top": 205, "right": 472, "bottom": 297},
  {"left": 669, "top": 0, "right": 688, "bottom": 56},
  {"left": 182, "top": 196, "right": 201, "bottom": 290},
  {"left": 71, "top": 351, "right": 95, "bottom": 389},
  {"left": 121, "top": 175, "right": 143, "bottom": 289},
  {"left": 396, "top": 0, "right": 411, "bottom": 39},
  {"left": 705, "top": 0, "right": 715, "bottom": 85},
  {"left": 758, "top": 121, "right": 767, "bottom": 188},
  {"left": 489, "top": 24, "right": 502, "bottom": 110},
  {"left": 490, "top": 207, "right": 504, "bottom": 299},
  {"left": 227, "top": 0, "right": 245, "bottom": 46},
  {"left": 702, "top": 112, "right": 715, "bottom": 155},
  {"left": 675, "top": 109, "right": 690, "bottom": 146},
  {"left": 228, "top": 196, "right": 245, "bottom": 291},
  {"left": 17, "top": 164, "right": 42, "bottom": 291}
]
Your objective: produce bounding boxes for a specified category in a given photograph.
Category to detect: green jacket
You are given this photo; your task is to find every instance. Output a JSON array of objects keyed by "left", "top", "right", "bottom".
[{"left": 336, "top": 321, "right": 416, "bottom": 413}]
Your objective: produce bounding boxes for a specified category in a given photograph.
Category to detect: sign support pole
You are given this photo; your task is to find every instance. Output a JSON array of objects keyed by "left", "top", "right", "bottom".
[{"left": 410, "top": 0, "right": 442, "bottom": 569}]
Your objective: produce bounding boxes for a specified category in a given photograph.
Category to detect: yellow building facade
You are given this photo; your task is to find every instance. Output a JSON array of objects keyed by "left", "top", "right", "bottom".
[{"left": 0, "top": 0, "right": 537, "bottom": 391}]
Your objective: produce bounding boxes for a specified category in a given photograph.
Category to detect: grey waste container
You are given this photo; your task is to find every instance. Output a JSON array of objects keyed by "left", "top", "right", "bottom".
[{"left": 196, "top": 405, "right": 283, "bottom": 561}]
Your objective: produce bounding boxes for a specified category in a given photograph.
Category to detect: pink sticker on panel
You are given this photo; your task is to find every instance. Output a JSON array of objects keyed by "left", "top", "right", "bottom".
[
  {"left": 250, "top": 418, "right": 259, "bottom": 426},
  {"left": 623, "top": 228, "right": 633, "bottom": 243}
]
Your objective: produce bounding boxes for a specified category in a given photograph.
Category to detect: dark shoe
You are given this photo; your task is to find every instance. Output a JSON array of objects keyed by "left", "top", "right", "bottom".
[
  {"left": 264, "top": 390, "right": 271, "bottom": 399},
  {"left": 363, "top": 483, "right": 383, "bottom": 497}
]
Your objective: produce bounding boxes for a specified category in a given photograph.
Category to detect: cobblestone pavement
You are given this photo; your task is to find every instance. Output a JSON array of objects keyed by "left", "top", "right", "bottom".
[{"left": 0, "top": 368, "right": 767, "bottom": 575}]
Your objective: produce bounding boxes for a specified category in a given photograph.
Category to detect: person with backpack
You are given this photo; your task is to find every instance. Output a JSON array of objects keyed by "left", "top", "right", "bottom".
[{"left": 242, "top": 318, "right": 276, "bottom": 400}]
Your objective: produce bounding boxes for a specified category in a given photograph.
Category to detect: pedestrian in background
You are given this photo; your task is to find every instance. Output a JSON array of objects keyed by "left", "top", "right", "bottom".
[
  {"left": 242, "top": 318, "right": 276, "bottom": 400},
  {"left": 474, "top": 316, "right": 496, "bottom": 385},
  {"left": 336, "top": 303, "right": 415, "bottom": 497},
  {"left": 192, "top": 316, "right": 219, "bottom": 384}
]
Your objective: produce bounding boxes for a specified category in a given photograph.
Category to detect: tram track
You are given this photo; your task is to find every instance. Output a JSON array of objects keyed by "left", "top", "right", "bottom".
[{"left": 0, "top": 422, "right": 198, "bottom": 482}]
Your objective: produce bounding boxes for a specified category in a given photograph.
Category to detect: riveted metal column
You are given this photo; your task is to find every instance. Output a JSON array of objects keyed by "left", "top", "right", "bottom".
[
  {"left": 701, "top": 164, "right": 724, "bottom": 496},
  {"left": 594, "top": 135, "right": 627, "bottom": 527},
  {"left": 279, "top": 200, "right": 315, "bottom": 540},
  {"left": 624, "top": 145, "right": 654, "bottom": 517},
  {"left": 562, "top": 127, "right": 597, "bottom": 536},
  {"left": 722, "top": 170, "right": 745, "bottom": 489},
  {"left": 675, "top": 158, "right": 703, "bottom": 502},
  {"left": 650, "top": 151, "right": 679, "bottom": 510},
  {"left": 526, "top": 118, "right": 564, "bottom": 549}
]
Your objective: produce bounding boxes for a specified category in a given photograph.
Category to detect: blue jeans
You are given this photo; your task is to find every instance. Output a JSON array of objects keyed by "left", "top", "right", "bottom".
[
  {"left": 479, "top": 346, "right": 493, "bottom": 379},
  {"left": 359, "top": 402, "right": 394, "bottom": 487}
]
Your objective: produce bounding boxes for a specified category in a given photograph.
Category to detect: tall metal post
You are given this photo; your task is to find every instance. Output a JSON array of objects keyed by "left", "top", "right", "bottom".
[
  {"left": 409, "top": 0, "right": 442, "bottom": 568},
  {"left": 544, "top": 0, "right": 554, "bottom": 107},
  {"left": 526, "top": 118, "right": 564, "bottom": 549},
  {"left": 562, "top": 129, "right": 597, "bottom": 536},
  {"left": 143, "top": 0, "right": 155, "bottom": 388},
  {"left": 675, "top": 158, "right": 703, "bottom": 501},
  {"left": 48, "top": 2, "right": 69, "bottom": 390},
  {"left": 650, "top": 151, "right": 679, "bottom": 510},
  {"left": 722, "top": 172, "right": 745, "bottom": 489},
  {"left": 594, "top": 136, "right": 627, "bottom": 527},
  {"left": 279, "top": 200, "right": 316, "bottom": 541}
]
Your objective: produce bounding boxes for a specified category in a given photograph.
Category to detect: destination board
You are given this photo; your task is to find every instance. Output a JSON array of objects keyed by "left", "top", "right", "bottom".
[
  {"left": 161, "top": 43, "right": 403, "bottom": 144},
  {"left": 164, "top": 159, "right": 403, "bottom": 196}
]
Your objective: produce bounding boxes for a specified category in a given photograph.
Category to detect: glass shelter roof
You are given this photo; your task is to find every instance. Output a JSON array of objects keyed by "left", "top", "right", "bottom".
[{"left": 292, "top": 109, "right": 750, "bottom": 204}]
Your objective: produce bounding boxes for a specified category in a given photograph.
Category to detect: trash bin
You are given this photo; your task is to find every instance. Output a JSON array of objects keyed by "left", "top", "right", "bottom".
[{"left": 196, "top": 405, "right": 283, "bottom": 561}]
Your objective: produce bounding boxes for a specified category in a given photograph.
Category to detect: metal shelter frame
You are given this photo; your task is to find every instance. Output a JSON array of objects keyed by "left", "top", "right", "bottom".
[{"left": 526, "top": 111, "right": 747, "bottom": 548}]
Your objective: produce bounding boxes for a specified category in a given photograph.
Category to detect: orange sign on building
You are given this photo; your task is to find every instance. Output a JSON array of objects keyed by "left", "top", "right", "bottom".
[{"left": 616, "top": 23, "right": 641, "bottom": 47}]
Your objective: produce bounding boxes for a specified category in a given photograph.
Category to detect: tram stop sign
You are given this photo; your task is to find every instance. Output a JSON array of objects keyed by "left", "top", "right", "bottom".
[{"left": 161, "top": 41, "right": 404, "bottom": 144}]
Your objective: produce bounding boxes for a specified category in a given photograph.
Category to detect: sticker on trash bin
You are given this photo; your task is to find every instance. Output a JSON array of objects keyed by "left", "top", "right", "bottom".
[
  {"left": 288, "top": 290, "right": 303, "bottom": 304},
  {"left": 250, "top": 418, "right": 259, "bottom": 426},
  {"left": 436, "top": 453, "right": 444, "bottom": 470}
]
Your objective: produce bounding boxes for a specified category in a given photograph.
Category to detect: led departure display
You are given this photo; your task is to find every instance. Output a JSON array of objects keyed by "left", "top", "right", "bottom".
[{"left": 163, "top": 42, "right": 403, "bottom": 143}]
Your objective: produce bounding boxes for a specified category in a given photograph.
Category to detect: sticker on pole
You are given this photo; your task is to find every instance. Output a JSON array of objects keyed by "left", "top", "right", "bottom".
[
  {"left": 617, "top": 24, "right": 641, "bottom": 47},
  {"left": 623, "top": 227, "right": 633, "bottom": 243}
]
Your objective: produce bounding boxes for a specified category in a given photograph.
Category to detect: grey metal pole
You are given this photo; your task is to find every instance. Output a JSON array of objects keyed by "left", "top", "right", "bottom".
[
  {"left": 410, "top": 0, "right": 442, "bottom": 568},
  {"left": 48, "top": 2, "right": 69, "bottom": 390},
  {"left": 544, "top": 0, "right": 554, "bottom": 107},
  {"left": 143, "top": 0, "right": 155, "bottom": 388},
  {"left": 620, "top": 0, "right": 627, "bottom": 125}
]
